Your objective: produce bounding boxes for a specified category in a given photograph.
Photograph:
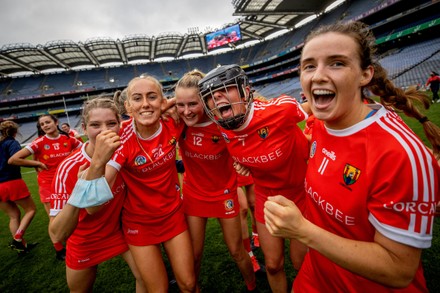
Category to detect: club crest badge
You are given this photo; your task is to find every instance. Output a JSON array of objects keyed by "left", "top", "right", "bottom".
[
  {"left": 212, "top": 135, "right": 220, "bottom": 143},
  {"left": 134, "top": 155, "right": 147, "bottom": 166},
  {"left": 343, "top": 164, "right": 361, "bottom": 185},
  {"left": 44, "top": 144, "right": 50, "bottom": 150},
  {"left": 257, "top": 127, "right": 269, "bottom": 139},
  {"left": 224, "top": 199, "right": 234, "bottom": 211},
  {"left": 168, "top": 136, "right": 177, "bottom": 146},
  {"left": 310, "top": 141, "right": 317, "bottom": 158},
  {"left": 221, "top": 132, "right": 230, "bottom": 143}
]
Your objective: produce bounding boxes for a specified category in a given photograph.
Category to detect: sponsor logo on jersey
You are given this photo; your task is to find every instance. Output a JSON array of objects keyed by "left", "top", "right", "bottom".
[
  {"left": 44, "top": 144, "right": 50, "bottom": 150},
  {"left": 212, "top": 135, "right": 220, "bottom": 143},
  {"left": 134, "top": 155, "right": 147, "bottom": 166},
  {"left": 305, "top": 179, "right": 356, "bottom": 225},
  {"left": 184, "top": 151, "right": 222, "bottom": 160},
  {"left": 343, "top": 164, "right": 361, "bottom": 185},
  {"left": 257, "top": 127, "right": 269, "bottom": 139},
  {"left": 112, "top": 182, "right": 126, "bottom": 196},
  {"left": 78, "top": 258, "right": 91, "bottom": 263},
  {"left": 221, "top": 132, "right": 230, "bottom": 143},
  {"left": 140, "top": 149, "right": 176, "bottom": 173},
  {"left": 224, "top": 199, "right": 234, "bottom": 211},
  {"left": 232, "top": 148, "right": 283, "bottom": 164},
  {"left": 383, "top": 200, "right": 436, "bottom": 215},
  {"left": 127, "top": 229, "right": 139, "bottom": 235},
  {"left": 192, "top": 132, "right": 204, "bottom": 137},
  {"left": 310, "top": 141, "right": 317, "bottom": 158},
  {"left": 322, "top": 148, "right": 336, "bottom": 161},
  {"left": 49, "top": 152, "right": 70, "bottom": 158}
]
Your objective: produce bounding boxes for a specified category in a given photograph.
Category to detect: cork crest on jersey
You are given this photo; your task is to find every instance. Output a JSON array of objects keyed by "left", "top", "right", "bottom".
[{"left": 257, "top": 127, "right": 269, "bottom": 139}]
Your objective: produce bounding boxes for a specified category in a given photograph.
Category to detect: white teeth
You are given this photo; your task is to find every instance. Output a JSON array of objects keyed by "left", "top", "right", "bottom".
[
  {"left": 218, "top": 104, "right": 230, "bottom": 110},
  {"left": 313, "top": 89, "right": 334, "bottom": 95}
]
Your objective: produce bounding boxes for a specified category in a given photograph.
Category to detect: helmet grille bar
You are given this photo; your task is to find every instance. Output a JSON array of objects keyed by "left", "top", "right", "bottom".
[{"left": 198, "top": 65, "right": 253, "bottom": 130}]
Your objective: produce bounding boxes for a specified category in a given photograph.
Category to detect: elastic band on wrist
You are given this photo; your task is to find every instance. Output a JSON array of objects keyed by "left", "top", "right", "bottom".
[{"left": 418, "top": 116, "right": 429, "bottom": 123}]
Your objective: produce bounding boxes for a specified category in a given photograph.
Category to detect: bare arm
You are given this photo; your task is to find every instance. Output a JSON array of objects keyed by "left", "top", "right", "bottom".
[
  {"left": 49, "top": 205, "right": 80, "bottom": 242},
  {"left": 84, "top": 130, "right": 120, "bottom": 181},
  {"left": 8, "top": 148, "right": 48, "bottom": 170},
  {"left": 233, "top": 161, "right": 251, "bottom": 176},
  {"left": 83, "top": 130, "right": 120, "bottom": 214},
  {"left": 161, "top": 97, "right": 179, "bottom": 122},
  {"left": 264, "top": 195, "right": 422, "bottom": 288},
  {"left": 300, "top": 101, "right": 311, "bottom": 115}
]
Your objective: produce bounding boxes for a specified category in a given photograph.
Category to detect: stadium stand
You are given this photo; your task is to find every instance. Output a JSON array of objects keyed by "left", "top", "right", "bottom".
[
  {"left": 42, "top": 71, "right": 76, "bottom": 93},
  {"left": 75, "top": 69, "right": 107, "bottom": 90},
  {"left": 186, "top": 55, "right": 214, "bottom": 74},
  {"left": 106, "top": 66, "right": 136, "bottom": 88},
  {"left": 136, "top": 63, "right": 167, "bottom": 80}
]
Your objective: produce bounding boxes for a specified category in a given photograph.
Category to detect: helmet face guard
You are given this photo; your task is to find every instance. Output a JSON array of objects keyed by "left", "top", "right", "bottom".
[{"left": 198, "top": 65, "right": 253, "bottom": 130}]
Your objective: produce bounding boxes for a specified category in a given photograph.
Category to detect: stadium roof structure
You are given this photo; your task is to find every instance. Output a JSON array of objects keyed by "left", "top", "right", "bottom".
[{"left": 0, "top": 0, "right": 336, "bottom": 78}]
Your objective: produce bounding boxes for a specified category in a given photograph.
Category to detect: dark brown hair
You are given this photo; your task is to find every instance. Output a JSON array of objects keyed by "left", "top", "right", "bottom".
[
  {"left": 304, "top": 21, "right": 440, "bottom": 159},
  {"left": 38, "top": 114, "right": 70, "bottom": 138}
]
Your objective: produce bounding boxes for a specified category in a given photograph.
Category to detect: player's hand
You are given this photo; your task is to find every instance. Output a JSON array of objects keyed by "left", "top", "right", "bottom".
[
  {"left": 37, "top": 162, "right": 48, "bottom": 171},
  {"left": 161, "top": 97, "right": 179, "bottom": 123},
  {"left": 264, "top": 195, "right": 306, "bottom": 239},
  {"left": 233, "top": 161, "right": 251, "bottom": 176},
  {"left": 161, "top": 106, "right": 179, "bottom": 123},
  {"left": 93, "top": 130, "right": 121, "bottom": 165}
]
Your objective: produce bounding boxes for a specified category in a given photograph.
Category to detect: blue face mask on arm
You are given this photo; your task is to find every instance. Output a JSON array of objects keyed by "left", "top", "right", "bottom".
[{"left": 67, "top": 177, "right": 114, "bottom": 208}]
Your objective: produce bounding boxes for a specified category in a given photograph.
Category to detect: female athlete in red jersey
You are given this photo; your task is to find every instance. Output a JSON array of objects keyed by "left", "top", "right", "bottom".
[
  {"left": 175, "top": 70, "right": 257, "bottom": 291},
  {"left": 9, "top": 114, "right": 82, "bottom": 260},
  {"left": 9, "top": 114, "right": 82, "bottom": 214},
  {"left": 80, "top": 76, "right": 197, "bottom": 293},
  {"left": 198, "top": 64, "right": 310, "bottom": 292},
  {"left": 264, "top": 21, "right": 440, "bottom": 292},
  {"left": 49, "top": 97, "right": 145, "bottom": 292},
  {"left": 61, "top": 122, "right": 84, "bottom": 142}
]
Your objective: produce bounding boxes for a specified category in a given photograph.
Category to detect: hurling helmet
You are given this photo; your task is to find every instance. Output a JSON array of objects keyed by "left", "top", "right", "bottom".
[{"left": 198, "top": 64, "right": 253, "bottom": 130}]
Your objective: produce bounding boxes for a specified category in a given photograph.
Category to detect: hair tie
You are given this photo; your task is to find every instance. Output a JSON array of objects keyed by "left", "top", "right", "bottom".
[{"left": 418, "top": 116, "right": 429, "bottom": 123}]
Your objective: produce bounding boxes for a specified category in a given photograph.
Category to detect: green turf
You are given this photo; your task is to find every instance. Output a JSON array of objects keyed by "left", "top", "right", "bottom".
[{"left": 0, "top": 96, "right": 439, "bottom": 292}]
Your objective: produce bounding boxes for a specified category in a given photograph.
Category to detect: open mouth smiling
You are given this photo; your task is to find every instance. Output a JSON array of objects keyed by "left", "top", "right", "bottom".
[
  {"left": 312, "top": 89, "right": 335, "bottom": 108},
  {"left": 217, "top": 104, "right": 233, "bottom": 118}
]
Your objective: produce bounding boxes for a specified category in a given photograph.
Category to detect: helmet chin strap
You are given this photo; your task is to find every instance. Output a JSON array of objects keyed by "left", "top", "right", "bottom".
[{"left": 218, "top": 114, "right": 246, "bottom": 130}]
